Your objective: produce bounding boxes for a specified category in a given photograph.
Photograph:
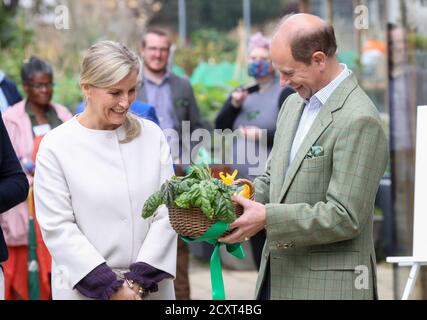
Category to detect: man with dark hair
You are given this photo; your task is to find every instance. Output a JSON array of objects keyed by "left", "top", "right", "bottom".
[
  {"left": 141, "top": 28, "right": 169, "bottom": 48},
  {"left": 138, "top": 29, "right": 203, "bottom": 161},
  {"left": 0, "top": 71, "right": 22, "bottom": 113},
  {"left": 0, "top": 112, "right": 29, "bottom": 299},
  {"left": 219, "top": 13, "right": 389, "bottom": 300},
  {"left": 138, "top": 28, "right": 204, "bottom": 300},
  {"left": 286, "top": 22, "right": 337, "bottom": 65}
]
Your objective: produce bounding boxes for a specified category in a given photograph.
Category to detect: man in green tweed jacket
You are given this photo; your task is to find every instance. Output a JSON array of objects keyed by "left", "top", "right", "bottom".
[{"left": 218, "top": 13, "right": 389, "bottom": 300}]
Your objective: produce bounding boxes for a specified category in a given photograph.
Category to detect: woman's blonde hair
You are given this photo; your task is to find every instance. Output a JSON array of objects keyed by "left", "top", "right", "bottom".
[{"left": 80, "top": 40, "right": 142, "bottom": 143}]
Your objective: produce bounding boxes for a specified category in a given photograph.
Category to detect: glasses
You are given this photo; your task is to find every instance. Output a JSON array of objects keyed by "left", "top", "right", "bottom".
[
  {"left": 145, "top": 46, "right": 169, "bottom": 54},
  {"left": 28, "top": 82, "right": 54, "bottom": 90}
]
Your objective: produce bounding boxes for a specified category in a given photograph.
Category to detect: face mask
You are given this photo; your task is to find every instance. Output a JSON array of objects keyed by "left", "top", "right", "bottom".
[{"left": 248, "top": 60, "right": 271, "bottom": 79}]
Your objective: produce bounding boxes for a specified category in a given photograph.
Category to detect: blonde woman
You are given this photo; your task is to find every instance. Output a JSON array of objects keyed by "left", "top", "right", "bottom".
[{"left": 33, "top": 41, "right": 177, "bottom": 300}]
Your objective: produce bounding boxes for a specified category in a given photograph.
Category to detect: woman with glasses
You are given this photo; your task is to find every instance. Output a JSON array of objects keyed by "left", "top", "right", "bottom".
[
  {"left": 0, "top": 112, "right": 29, "bottom": 300},
  {"left": 0, "top": 56, "right": 72, "bottom": 299}
]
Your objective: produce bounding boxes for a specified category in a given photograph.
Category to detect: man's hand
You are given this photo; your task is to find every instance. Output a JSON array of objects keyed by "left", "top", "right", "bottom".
[
  {"left": 218, "top": 195, "right": 266, "bottom": 244},
  {"left": 109, "top": 282, "right": 142, "bottom": 300}
]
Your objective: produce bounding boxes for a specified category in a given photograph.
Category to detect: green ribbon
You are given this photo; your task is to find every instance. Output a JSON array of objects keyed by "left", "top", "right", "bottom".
[
  {"left": 28, "top": 217, "right": 40, "bottom": 300},
  {"left": 181, "top": 221, "right": 245, "bottom": 300}
]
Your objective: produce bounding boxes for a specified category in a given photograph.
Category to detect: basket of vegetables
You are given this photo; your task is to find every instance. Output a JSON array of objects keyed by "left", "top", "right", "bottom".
[{"left": 141, "top": 165, "right": 253, "bottom": 238}]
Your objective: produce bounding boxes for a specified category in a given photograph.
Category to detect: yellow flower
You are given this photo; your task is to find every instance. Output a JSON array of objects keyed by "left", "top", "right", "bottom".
[
  {"left": 239, "top": 184, "right": 251, "bottom": 199},
  {"left": 219, "top": 169, "right": 238, "bottom": 185}
]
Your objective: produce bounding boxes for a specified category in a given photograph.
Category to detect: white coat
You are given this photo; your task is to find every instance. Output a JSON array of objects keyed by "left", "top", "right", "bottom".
[{"left": 34, "top": 116, "right": 177, "bottom": 300}]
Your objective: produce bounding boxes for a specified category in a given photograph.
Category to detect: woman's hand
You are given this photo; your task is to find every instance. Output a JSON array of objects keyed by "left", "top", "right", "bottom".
[
  {"left": 231, "top": 89, "right": 248, "bottom": 108},
  {"left": 109, "top": 282, "right": 142, "bottom": 300}
]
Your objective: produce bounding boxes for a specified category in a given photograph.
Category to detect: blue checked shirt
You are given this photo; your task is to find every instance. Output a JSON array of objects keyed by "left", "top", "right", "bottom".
[
  {"left": 289, "top": 64, "right": 352, "bottom": 165},
  {"left": 143, "top": 73, "right": 176, "bottom": 130}
]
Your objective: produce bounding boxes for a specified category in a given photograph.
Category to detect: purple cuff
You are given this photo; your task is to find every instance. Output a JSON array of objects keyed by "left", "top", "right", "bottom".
[
  {"left": 75, "top": 263, "right": 124, "bottom": 300},
  {"left": 124, "top": 262, "right": 172, "bottom": 293}
]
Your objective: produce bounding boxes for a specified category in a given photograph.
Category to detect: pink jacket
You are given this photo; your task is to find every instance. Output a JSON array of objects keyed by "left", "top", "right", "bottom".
[{"left": 0, "top": 100, "right": 73, "bottom": 246}]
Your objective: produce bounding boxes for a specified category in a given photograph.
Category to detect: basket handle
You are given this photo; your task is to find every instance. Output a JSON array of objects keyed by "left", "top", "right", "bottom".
[{"left": 233, "top": 178, "right": 255, "bottom": 200}]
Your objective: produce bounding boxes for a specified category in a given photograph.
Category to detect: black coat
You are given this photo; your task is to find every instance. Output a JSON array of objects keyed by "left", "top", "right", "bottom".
[
  {"left": 0, "top": 76, "right": 22, "bottom": 107},
  {"left": 0, "top": 113, "right": 29, "bottom": 262}
]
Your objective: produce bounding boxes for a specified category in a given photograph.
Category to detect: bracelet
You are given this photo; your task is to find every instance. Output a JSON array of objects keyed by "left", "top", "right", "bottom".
[
  {"left": 125, "top": 278, "right": 148, "bottom": 299},
  {"left": 125, "top": 278, "right": 134, "bottom": 289}
]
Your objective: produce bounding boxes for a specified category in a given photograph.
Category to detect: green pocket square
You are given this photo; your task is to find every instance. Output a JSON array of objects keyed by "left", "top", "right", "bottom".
[{"left": 305, "top": 146, "right": 324, "bottom": 159}]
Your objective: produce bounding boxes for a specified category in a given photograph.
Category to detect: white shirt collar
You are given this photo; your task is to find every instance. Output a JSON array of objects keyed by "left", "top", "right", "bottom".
[{"left": 305, "top": 63, "right": 351, "bottom": 107}]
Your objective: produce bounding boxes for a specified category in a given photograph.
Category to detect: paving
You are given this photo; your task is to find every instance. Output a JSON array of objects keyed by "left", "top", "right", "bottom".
[{"left": 188, "top": 253, "right": 396, "bottom": 300}]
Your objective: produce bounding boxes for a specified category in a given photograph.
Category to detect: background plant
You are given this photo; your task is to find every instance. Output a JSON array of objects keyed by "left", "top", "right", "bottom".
[{"left": 174, "top": 29, "right": 238, "bottom": 76}]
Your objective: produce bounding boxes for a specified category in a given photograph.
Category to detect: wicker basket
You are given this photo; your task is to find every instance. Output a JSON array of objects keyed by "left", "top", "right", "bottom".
[{"left": 169, "top": 179, "right": 254, "bottom": 238}]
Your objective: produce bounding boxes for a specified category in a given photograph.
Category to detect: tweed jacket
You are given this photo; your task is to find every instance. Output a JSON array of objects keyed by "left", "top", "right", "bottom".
[{"left": 253, "top": 74, "right": 389, "bottom": 300}]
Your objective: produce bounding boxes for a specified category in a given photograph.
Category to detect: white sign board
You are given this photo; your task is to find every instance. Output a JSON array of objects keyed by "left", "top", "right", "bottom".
[{"left": 413, "top": 105, "right": 427, "bottom": 259}]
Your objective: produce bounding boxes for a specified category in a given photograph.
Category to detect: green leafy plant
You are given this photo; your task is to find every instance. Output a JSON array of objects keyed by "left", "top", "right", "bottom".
[
  {"left": 142, "top": 165, "right": 243, "bottom": 224},
  {"left": 52, "top": 72, "right": 83, "bottom": 113},
  {"left": 0, "top": 8, "right": 35, "bottom": 93},
  {"left": 409, "top": 33, "right": 427, "bottom": 51},
  {"left": 192, "top": 84, "right": 232, "bottom": 124}
]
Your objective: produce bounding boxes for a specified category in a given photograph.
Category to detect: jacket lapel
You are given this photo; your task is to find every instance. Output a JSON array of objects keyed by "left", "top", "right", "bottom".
[
  {"left": 277, "top": 73, "right": 359, "bottom": 203},
  {"left": 169, "top": 74, "right": 180, "bottom": 111},
  {"left": 273, "top": 97, "right": 305, "bottom": 201},
  {"left": 137, "top": 80, "right": 148, "bottom": 102}
]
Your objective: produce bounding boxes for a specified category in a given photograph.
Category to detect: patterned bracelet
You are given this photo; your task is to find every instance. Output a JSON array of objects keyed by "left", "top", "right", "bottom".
[{"left": 125, "top": 278, "right": 148, "bottom": 299}]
